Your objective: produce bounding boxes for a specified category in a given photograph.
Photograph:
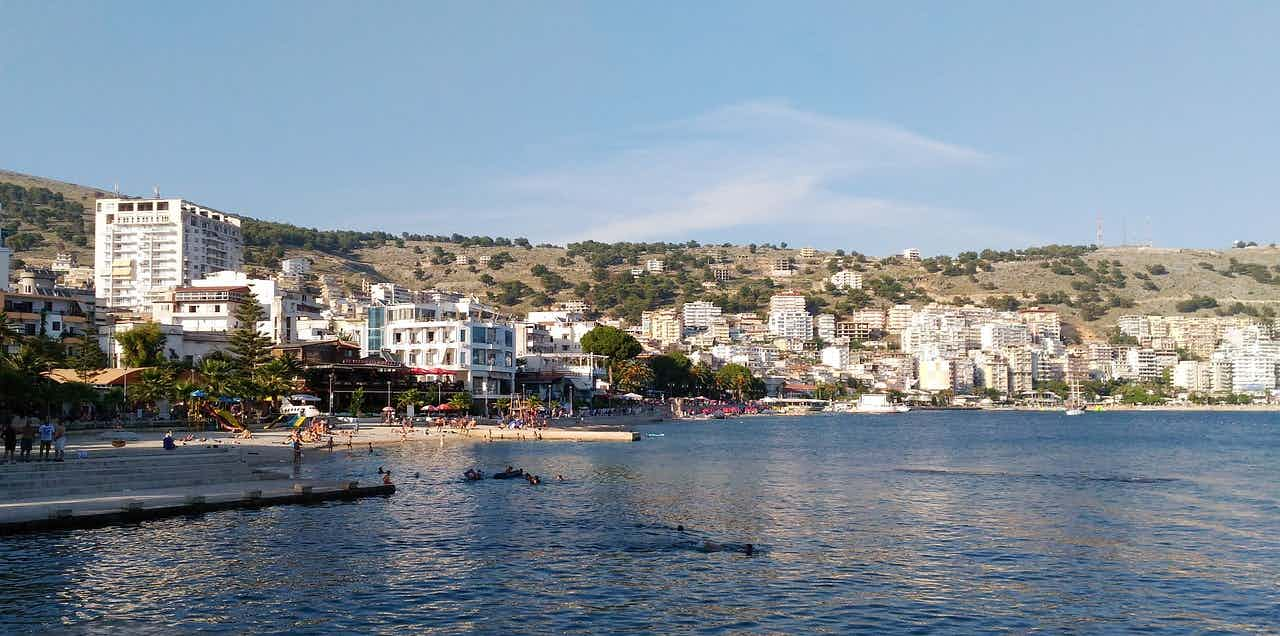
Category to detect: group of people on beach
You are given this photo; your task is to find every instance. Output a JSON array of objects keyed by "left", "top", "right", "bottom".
[{"left": 3, "top": 416, "right": 67, "bottom": 463}]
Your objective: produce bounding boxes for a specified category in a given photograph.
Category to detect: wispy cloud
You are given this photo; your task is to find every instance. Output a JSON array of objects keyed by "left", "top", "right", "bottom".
[{"left": 446, "top": 100, "right": 1014, "bottom": 248}]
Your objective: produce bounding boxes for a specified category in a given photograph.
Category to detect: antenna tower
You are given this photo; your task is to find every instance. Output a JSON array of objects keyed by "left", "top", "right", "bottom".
[{"left": 1096, "top": 216, "right": 1104, "bottom": 247}]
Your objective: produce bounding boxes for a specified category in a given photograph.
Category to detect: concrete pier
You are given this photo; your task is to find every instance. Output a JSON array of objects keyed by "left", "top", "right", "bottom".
[{"left": 0, "top": 479, "right": 394, "bottom": 535}]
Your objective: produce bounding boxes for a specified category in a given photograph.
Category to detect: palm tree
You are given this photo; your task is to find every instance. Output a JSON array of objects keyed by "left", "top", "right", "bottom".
[
  {"left": 254, "top": 357, "right": 296, "bottom": 412},
  {"left": 134, "top": 366, "right": 176, "bottom": 413},
  {"left": 396, "top": 387, "right": 424, "bottom": 412},
  {"left": 448, "top": 391, "right": 472, "bottom": 414},
  {"left": 198, "top": 358, "right": 235, "bottom": 397}
]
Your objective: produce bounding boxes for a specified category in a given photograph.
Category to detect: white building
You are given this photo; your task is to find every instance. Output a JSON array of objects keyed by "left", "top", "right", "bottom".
[
  {"left": 901, "top": 248, "right": 921, "bottom": 261},
  {"left": 94, "top": 197, "right": 243, "bottom": 314},
  {"left": 682, "top": 301, "right": 723, "bottom": 330},
  {"left": 645, "top": 259, "right": 665, "bottom": 273},
  {"left": 980, "top": 322, "right": 1032, "bottom": 351},
  {"left": 821, "top": 346, "right": 850, "bottom": 370},
  {"left": 281, "top": 257, "right": 312, "bottom": 276},
  {"left": 768, "top": 309, "right": 813, "bottom": 341},
  {"left": 0, "top": 242, "right": 9, "bottom": 293},
  {"left": 769, "top": 292, "right": 806, "bottom": 313},
  {"left": 815, "top": 313, "right": 836, "bottom": 343},
  {"left": 366, "top": 292, "right": 517, "bottom": 399},
  {"left": 829, "top": 270, "right": 864, "bottom": 290},
  {"left": 370, "top": 282, "right": 412, "bottom": 306}
]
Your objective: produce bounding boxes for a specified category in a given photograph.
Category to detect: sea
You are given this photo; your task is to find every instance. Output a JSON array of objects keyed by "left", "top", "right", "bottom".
[{"left": 1, "top": 410, "right": 1277, "bottom": 634}]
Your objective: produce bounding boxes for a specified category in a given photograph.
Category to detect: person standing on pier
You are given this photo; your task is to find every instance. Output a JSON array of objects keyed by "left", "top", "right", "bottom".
[
  {"left": 38, "top": 419, "right": 54, "bottom": 461},
  {"left": 18, "top": 419, "right": 34, "bottom": 462},
  {"left": 2, "top": 418, "right": 16, "bottom": 464},
  {"left": 53, "top": 420, "right": 66, "bottom": 462}
]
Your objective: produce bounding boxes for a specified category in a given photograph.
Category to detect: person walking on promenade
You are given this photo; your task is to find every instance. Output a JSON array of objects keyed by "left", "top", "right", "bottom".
[
  {"left": 38, "top": 419, "right": 54, "bottom": 461},
  {"left": 53, "top": 420, "right": 67, "bottom": 462},
  {"left": 19, "top": 418, "right": 35, "bottom": 462},
  {"left": 2, "top": 419, "right": 16, "bottom": 463}
]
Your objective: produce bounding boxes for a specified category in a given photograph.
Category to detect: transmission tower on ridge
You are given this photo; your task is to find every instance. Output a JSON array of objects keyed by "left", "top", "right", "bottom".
[{"left": 1096, "top": 216, "right": 1104, "bottom": 247}]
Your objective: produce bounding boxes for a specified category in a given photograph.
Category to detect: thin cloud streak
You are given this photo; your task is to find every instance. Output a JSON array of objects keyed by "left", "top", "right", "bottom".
[{"left": 425, "top": 100, "right": 1014, "bottom": 248}]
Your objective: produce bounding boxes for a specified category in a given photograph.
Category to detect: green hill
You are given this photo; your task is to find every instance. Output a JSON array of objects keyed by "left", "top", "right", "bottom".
[{"left": 3, "top": 169, "right": 1278, "bottom": 339}]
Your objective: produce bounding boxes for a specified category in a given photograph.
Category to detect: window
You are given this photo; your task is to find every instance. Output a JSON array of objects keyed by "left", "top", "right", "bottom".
[
  {"left": 471, "top": 349, "right": 484, "bottom": 365},
  {"left": 504, "top": 330, "right": 513, "bottom": 347},
  {"left": 118, "top": 203, "right": 134, "bottom": 211},
  {"left": 156, "top": 201, "right": 169, "bottom": 210},
  {"left": 188, "top": 305, "right": 198, "bottom": 313},
  {"left": 213, "top": 305, "right": 221, "bottom": 313},
  {"left": 472, "top": 326, "right": 487, "bottom": 344},
  {"left": 394, "top": 332, "right": 402, "bottom": 344},
  {"left": 505, "top": 352, "right": 513, "bottom": 368},
  {"left": 138, "top": 202, "right": 153, "bottom": 211},
  {"left": 51, "top": 321, "right": 61, "bottom": 331},
  {"left": 459, "top": 329, "right": 467, "bottom": 342}
]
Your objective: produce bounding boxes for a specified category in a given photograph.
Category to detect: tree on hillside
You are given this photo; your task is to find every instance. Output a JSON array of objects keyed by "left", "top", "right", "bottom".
[{"left": 115, "top": 322, "right": 166, "bottom": 367}]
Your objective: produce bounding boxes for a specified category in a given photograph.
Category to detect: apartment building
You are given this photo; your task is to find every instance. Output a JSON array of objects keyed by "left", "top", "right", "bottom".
[
  {"left": 681, "top": 301, "right": 723, "bottom": 330},
  {"left": 641, "top": 309, "right": 683, "bottom": 346},
  {"left": 366, "top": 293, "right": 516, "bottom": 398},
  {"left": 829, "top": 270, "right": 863, "bottom": 290},
  {"left": 94, "top": 197, "right": 243, "bottom": 313}
]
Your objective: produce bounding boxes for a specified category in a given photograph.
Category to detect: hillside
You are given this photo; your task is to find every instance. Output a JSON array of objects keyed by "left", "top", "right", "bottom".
[{"left": 3, "top": 169, "right": 1279, "bottom": 338}]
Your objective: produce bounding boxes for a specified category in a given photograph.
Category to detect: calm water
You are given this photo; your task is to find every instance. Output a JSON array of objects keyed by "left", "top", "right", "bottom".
[{"left": 1, "top": 411, "right": 1278, "bottom": 633}]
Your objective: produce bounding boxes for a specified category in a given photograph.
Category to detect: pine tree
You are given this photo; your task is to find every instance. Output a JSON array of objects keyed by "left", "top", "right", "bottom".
[
  {"left": 70, "top": 320, "right": 109, "bottom": 382},
  {"left": 229, "top": 298, "right": 272, "bottom": 374}
]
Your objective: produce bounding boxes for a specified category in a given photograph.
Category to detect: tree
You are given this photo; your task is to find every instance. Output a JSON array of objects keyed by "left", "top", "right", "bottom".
[
  {"left": 449, "top": 390, "right": 473, "bottom": 413},
  {"left": 70, "top": 323, "right": 109, "bottom": 382},
  {"left": 134, "top": 365, "right": 176, "bottom": 412},
  {"left": 613, "top": 359, "right": 655, "bottom": 394},
  {"left": 580, "top": 325, "right": 642, "bottom": 385},
  {"left": 230, "top": 300, "right": 272, "bottom": 374},
  {"left": 349, "top": 387, "right": 366, "bottom": 417},
  {"left": 716, "top": 363, "right": 762, "bottom": 401},
  {"left": 649, "top": 352, "right": 693, "bottom": 396},
  {"left": 255, "top": 357, "right": 296, "bottom": 411},
  {"left": 198, "top": 358, "right": 236, "bottom": 397},
  {"left": 115, "top": 322, "right": 166, "bottom": 367},
  {"left": 397, "top": 387, "right": 423, "bottom": 411}
]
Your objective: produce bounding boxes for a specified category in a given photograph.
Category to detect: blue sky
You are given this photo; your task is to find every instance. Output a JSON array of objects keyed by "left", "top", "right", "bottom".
[{"left": 2, "top": 1, "right": 1278, "bottom": 254}]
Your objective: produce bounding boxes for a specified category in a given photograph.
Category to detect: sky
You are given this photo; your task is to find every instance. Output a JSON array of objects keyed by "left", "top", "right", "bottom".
[{"left": 2, "top": 1, "right": 1279, "bottom": 254}]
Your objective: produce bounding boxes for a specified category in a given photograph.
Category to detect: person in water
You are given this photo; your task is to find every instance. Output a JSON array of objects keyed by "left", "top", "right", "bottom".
[{"left": 382, "top": 471, "right": 393, "bottom": 485}]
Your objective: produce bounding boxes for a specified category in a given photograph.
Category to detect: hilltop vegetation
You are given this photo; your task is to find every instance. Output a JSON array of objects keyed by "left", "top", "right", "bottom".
[{"left": 3, "top": 170, "right": 1279, "bottom": 338}]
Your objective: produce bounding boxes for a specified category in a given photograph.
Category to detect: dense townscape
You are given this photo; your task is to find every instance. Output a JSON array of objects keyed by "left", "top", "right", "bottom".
[{"left": 2, "top": 179, "right": 1278, "bottom": 420}]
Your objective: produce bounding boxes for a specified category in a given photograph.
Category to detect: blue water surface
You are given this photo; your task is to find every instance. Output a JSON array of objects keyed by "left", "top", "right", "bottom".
[{"left": 1, "top": 411, "right": 1278, "bottom": 634}]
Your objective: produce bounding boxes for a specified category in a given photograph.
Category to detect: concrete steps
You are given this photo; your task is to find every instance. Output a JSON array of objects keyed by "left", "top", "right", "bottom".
[{"left": 0, "top": 448, "right": 274, "bottom": 501}]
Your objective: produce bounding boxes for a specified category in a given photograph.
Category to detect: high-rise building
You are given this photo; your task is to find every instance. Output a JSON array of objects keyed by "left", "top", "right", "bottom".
[
  {"left": 94, "top": 198, "right": 243, "bottom": 313},
  {"left": 681, "top": 301, "right": 723, "bottom": 329}
]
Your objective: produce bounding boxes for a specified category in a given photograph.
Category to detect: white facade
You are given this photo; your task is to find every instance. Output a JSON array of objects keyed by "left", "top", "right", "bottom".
[
  {"left": 980, "top": 322, "right": 1031, "bottom": 351},
  {"left": 368, "top": 294, "right": 517, "bottom": 398},
  {"left": 820, "top": 346, "right": 850, "bottom": 369},
  {"left": 281, "top": 257, "right": 312, "bottom": 276},
  {"left": 829, "top": 270, "right": 864, "bottom": 290},
  {"left": 768, "top": 309, "right": 813, "bottom": 341},
  {"left": 768, "top": 292, "right": 806, "bottom": 313},
  {"left": 682, "top": 301, "right": 723, "bottom": 329},
  {"left": 645, "top": 259, "right": 665, "bottom": 273},
  {"left": 370, "top": 282, "right": 412, "bottom": 306},
  {"left": 901, "top": 248, "right": 921, "bottom": 261},
  {"left": 94, "top": 198, "right": 243, "bottom": 314},
  {"left": 815, "top": 313, "right": 836, "bottom": 342}
]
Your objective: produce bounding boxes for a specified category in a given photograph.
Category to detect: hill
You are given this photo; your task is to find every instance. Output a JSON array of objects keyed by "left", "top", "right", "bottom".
[{"left": 3, "top": 169, "right": 1279, "bottom": 339}]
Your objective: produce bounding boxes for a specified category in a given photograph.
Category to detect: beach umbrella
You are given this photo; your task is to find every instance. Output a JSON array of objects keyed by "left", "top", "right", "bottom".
[{"left": 289, "top": 394, "right": 321, "bottom": 402}]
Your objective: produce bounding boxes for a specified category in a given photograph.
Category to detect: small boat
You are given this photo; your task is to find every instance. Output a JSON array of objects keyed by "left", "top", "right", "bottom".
[
  {"left": 1065, "top": 408, "right": 1085, "bottom": 416},
  {"left": 492, "top": 469, "right": 525, "bottom": 480},
  {"left": 647, "top": 433, "right": 665, "bottom": 438}
]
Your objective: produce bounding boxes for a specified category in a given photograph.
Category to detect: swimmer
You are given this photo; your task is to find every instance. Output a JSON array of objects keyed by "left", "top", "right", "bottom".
[
  {"left": 382, "top": 471, "right": 393, "bottom": 485},
  {"left": 377, "top": 466, "right": 385, "bottom": 474},
  {"left": 556, "top": 474, "right": 565, "bottom": 481},
  {"left": 677, "top": 524, "right": 684, "bottom": 532},
  {"left": 368, "top": 442, "right": 374, "bottom": 454},
  {"left": 744, "top": 543, "right": 754, "bottom": 556}
]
